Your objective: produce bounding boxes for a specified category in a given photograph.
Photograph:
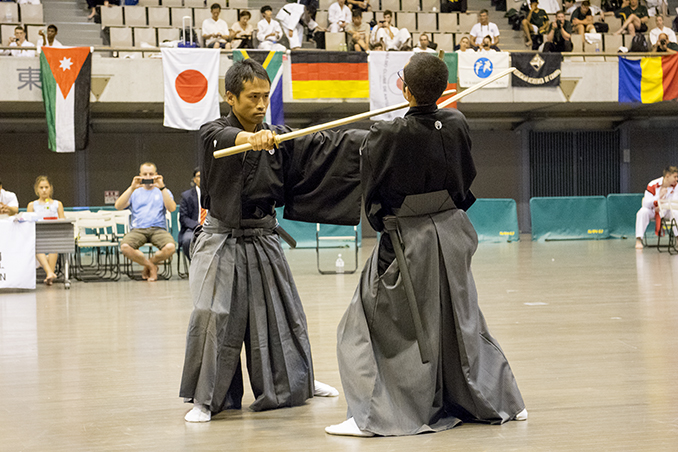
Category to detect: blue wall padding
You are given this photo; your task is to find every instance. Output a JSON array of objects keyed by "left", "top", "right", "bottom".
[
  {"left": 607, "top": 193, "right": 643, "bottom": 239},
  {"left": 530, "top": 196, "right": 609, "bottom": 241},
  {"left": 466, "top": 198, "right": 520, "bottom": 242}
]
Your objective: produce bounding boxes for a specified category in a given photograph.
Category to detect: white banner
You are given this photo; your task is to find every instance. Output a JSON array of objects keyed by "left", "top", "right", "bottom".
[
  {"left": 0, "top": 220, "right": 36, "bottom": 290},
  {"left": 458, "top": 52, "right": 510, "bottom": 89},
  {"left": 368, "top": 51, "right": 413, "bottom": 121},
  {"left": 162, "top": 48, "right": 221, "bottom": 131}
]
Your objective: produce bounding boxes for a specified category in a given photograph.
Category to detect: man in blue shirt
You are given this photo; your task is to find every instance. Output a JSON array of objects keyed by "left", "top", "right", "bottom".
[{"left": 115, "top": 162, "right": 177, "bottom": 281}]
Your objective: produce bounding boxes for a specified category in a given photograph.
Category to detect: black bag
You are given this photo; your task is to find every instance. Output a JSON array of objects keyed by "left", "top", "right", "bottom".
[
  {"left": 673, "top": 16, "right": 678, "bottom": 33},
  {"left": 630, "top": 33, "right": 649, "bottom": 52},
  {"left": 594, "top": 22, "right": 609, "bottom": 33}
]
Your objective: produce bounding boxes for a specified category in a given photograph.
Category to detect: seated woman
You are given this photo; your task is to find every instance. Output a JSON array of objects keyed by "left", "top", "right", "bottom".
[{"left": 27, "top": 176, "right": 65, "bottom": 285}]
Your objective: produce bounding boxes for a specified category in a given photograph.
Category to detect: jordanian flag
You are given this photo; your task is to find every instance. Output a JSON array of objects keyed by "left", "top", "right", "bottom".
[
  {"left": 233, "top": 49, "right": 284, "bottom": 126},
  {"left": 40, "top": 47, "right": 92, "bottom": 153}
]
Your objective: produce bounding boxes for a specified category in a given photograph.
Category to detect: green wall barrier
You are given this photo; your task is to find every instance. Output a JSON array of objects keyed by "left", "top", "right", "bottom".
[
  {"left": 466, "top": 198, "right": 520, "bottom": 242},
  {"left": 275, "top": 207, "right": 362, "bottom": 249},
  {"left": 530, "top": 196, "right": 609, "bottom": 241},
  {"left": 607, "top": 194, "right": 643, "bottom": 239}
]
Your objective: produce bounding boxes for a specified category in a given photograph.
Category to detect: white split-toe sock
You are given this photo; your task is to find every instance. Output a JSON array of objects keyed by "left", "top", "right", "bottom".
[
  {"left": 314, "top": 380, "right": 339, "bottom": 397},
  {"left": 515, "top": 408, "right": 528, "bottom": 421},
  {"left": 185, "top": 403, "right": 211, "bottom": 422},
  {"left": 325, "top": 417, "right": 374, "bottom": 437}
]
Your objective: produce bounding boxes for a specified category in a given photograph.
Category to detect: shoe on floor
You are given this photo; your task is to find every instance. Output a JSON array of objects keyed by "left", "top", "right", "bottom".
[
  {"left": 314, "top": 380, "right": 339, "bottom": 397},
  {"left": 325, "top": 418, "right": 375, "bottom": 437}
]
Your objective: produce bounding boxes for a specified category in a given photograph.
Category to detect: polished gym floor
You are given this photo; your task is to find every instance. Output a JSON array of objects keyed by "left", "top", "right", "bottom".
[{"left": 1, "top": 237, "right": 677, "bottom": 451}]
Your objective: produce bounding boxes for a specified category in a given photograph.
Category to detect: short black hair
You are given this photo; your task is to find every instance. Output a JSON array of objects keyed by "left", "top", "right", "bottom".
[
  {"left": 15, "top": 25, "right": 25, "bottom": 32},
  {"left": 47, "top": 24, "right": 58, "bottom": 32},
  {"left": 352, "top": 8, "right": 362, "bottom": 18},
  {"left": 240, "top": 10, "right": 251, "bottom": 19},
  {"left": 384, "top": 10, "right": 393, "bottom": 17},
  {"left": 210, "top": 3, "right": 221, "bottom": 11},
  {"left": 261, "top": 5, "right": 272, "bottom": 14},
  {"left": 193, "top": 167, "right": 200, "bottom": 177},
  {"left": 664, "top": 166, "right": 678, "bottom": 176},
  {"left": 479, "top": 8, "right": 488, "bottom": 14},
  {"left": 403, "top": 53, "right": 448, "bottom": 105},
  {"left": 224, "top": 59, "right": 271, "bottom": 98}
]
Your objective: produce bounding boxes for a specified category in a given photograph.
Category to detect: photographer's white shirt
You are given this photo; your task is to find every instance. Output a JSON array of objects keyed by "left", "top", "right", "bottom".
[
  {"left": 4, "top": 40, "right": 36, "bottom": 57},
  {"left": 650, "top": 26, "right": 677, "bottom": 45},
  {"left": 470, "top": 22, "right": 500, "bottom": 46}
]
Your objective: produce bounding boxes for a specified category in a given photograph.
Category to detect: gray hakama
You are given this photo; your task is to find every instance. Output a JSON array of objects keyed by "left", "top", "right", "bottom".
[
  {"left": 336, "top": 104, "right": 525, "bottom": 436},
  {"left": 180, "top": 215, "right": 314, "bottom": 412}
]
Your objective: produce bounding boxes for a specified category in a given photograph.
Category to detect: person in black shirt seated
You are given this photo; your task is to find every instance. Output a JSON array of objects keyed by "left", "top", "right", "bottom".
[
  {"left": 614, "top": 0, "right": 649, "bottom": 36},
  {"left": 544, "top": 10, "right": 573, "bottom": 52}
]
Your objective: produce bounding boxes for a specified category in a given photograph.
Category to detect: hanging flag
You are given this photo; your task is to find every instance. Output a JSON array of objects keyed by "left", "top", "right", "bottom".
[
  {"left": 40, "top": 46, "right": 92, "bottom": 153},
  {"left": 233, "top": 49, "right": 284, "bottom": 126},
  {"left": 459, "top": 52, "right": 510, "bottom": 88},
  {"left": 291, "top": 51, "right": 368, "bottom": 100},
  {"left": 369, "top": 51, "right": 413, "bottom": 121},
  {"left": 438, "top": 52, "right": 458, "bottom": 109},
  {"left": 511, "top": 52, "right": 561, "bottom": 87},
  {"left": 618, "top": 55, "right": 678, "bottom": 103},
  {"left": 161, "top": 48, "right": 220, "bottom": 130}
]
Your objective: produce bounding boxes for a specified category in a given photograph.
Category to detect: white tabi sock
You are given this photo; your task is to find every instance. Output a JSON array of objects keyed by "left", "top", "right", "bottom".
[{"left": 185, "top": 403, "right": 211, "bottom": 422}]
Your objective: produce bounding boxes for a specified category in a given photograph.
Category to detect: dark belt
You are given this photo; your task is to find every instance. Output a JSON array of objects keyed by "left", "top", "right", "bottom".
[{"left": 382, "top": 216, "right": 431, "bottom": 365}]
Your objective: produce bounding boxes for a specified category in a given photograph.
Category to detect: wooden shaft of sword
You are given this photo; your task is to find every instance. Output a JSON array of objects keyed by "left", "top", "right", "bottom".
[{"left": 213, "top": 88, "right": 457, "bottom": 159}]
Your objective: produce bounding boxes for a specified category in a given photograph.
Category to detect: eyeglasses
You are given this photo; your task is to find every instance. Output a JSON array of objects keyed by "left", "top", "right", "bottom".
[{"left": 397, "top": 69, "right": 407, "bottom": 89}]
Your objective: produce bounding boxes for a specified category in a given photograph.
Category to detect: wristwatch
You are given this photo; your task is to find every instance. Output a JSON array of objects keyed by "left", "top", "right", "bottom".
[{"left": 159, "top": 186, "right": 166, "bottom": 191}]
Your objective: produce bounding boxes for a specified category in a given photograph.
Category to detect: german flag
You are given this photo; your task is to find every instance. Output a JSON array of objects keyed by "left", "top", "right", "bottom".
[{"left": 291, "top": 51, "right": 368, "bottom": 99}]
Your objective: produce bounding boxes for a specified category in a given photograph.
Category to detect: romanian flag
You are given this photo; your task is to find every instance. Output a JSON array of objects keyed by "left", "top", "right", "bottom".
[
  {"left": 291, "top": 51, "right": 368, "bottom": 99},
  {"left": 233, "top": 50, "right": 284, "bottom": 125},
  {"left": 619, "top": 55, "right": 678, "bottom": 103},
  {"left": 40, "top": 47, "right": 92, "bottom": 153}
]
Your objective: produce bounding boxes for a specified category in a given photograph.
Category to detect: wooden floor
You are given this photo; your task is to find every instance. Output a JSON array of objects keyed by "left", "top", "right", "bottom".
[{"left": 1, "top": 237, "right": 678, "bottom": 451}]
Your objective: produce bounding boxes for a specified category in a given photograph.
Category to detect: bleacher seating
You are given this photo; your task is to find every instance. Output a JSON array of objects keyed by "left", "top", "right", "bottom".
[
  {"left": 124, "top": 6, "right": 148, "bottom": 27},
  {"left": 19, "top": 3, "right": 43, "bottom": 25},
  {"left": 110, "top": 26, "right": 133, "bottom": 47},
  {"left": 148, "top": 7, "right": 171, "bottom": 27},
  {"left": 0, "top": 2, "right": 19, "bottom": 24},
  {"left": 102, "top": 5, "right": 124, "bottom": 27},
  {"left": 134, "top": 27, "right": 157, "bottom": 47},
  {"left": 418, "top": 12, "right": 436, "bottom": 32}
]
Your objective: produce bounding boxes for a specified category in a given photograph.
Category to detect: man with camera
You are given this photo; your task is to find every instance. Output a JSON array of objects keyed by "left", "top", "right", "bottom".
[
  {"left": 371, "top": 9, "right": 411, "bottom": 51},
  {"left": 544, "top": 10, "right": 573, "bottom": 53},
  {"left": 115, "top": 162, "right": 176, "bottom": 282},
  {"left": 653, "top": 32, "right": 678, "bottom": 53},
  {"left": 3, "top": 26, "right": 35, "bottom": 57}
]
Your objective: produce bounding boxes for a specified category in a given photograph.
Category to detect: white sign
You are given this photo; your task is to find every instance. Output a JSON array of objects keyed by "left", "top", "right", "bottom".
[
  {"left": 458, "top": 52, "right": 510, "bottom": 89},
  {"left": 369, "top": 51, "right": 414, "bottom": 121},
  {"left": 0, "top": 220, "right": 36, "bottom": 290},
  {"left": 104, "top": 190, "right": 119, "bottom": 204}
]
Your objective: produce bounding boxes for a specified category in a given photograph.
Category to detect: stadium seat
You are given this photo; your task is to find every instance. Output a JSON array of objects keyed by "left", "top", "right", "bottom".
[
  {"left": 319, "top": 0, "right": 332, "bottom": 10},
  {"left": 438, "top": 11, "right": 458, "bottom": 32},
  {"left": 401, "top": 0, "right": 419, "bottom": 11},
  {"left": 185, "top": 0, "right": 205, "bottom": 7},
  {"left": 25, "top": 24, "right": 43, "bottom": 45},
  {"left": 421, "top": 0, "right": 438, "bottom": 12},
  {"left": 194, "top": 8, "right": 211, "bottom": 25},
  {"left": 604, "top": 34, "right": 622, "bottom": 52},
  {"left": 0, "top": 2, "right": 19, "bottom": 24},
  {"left": 1, "top": 24, "right": 17, "bottom": 42},
  {"left": 326, "top": 31, "right": 346, "bottom": 50},
  {"left": 148, "top": 7, "right": 171, "bottom": 27},
  {"left": 163, "top": 0, "right": 183, "bottom": 6},
  {"left": 134, "top": 27, "right": 157, "bottom": 46},
  {"left": 458, "top": 12, "right": 476, "bottom": 34},
  {"left": 171, "top": 7, "right": 193, "bottom": 27},
  {"left": 315, "top": 10, "right": 329, "bottom": 28},
  {"left": 158, "top": 26, "right": 181, "bottom": 43},
  {"left": 19, "top": 3, "right": 43, "bottom": 25},
  {"left": 110, "top": 27, "right": 133, "bottom": 47},
  {"left": 124, "top": 6, "right": 148, "bottom": 27},
  {"left": 396, "top": 12, "right": 416, "bottom": 31},
  {"left": 433, "top": 32, "right": 453, "bottom": 51},
  {"left": 606, "top": 18, "right": 622, "bottom": 34},
  {"left": 138, "top": 0, "right": 160, "bottom": 5},
  {"left": 101, "top": 6, "right": 124, "bottom": 27},
  {"left": 230, "top": 0, "right": 249, "bottom": 8},
  {"left": 381, "top": 0, "right": 400, "bottom": 12},
  {"left": 417, "top": 12, "right": 437, "bottom": 32}
]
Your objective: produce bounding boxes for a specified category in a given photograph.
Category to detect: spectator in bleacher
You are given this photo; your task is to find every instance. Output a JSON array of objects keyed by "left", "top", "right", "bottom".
[
  {"left": 277, "top": 1, "right": 324, "bottom": 50},
  {"left": 571, "top": 1, "right": 596, "bottom": 38},
  {"left": 202, "top": 3, "right": 232, "bottom": 49},
  {"left": 0, "top": 178, "right": 19, "bottom": 217},
  {"left": 114, "top": 162, "right": 176, "bottom": 282},
  {"left": 478, "top": 35, "right": 500, "bottom": 52},
  {"left": 413, "top": 33, "right": 436, "bottom": 53},
  {"left": 257, "top": 5, "right": 286, "bottom": 51},
  {"left": 27, "top": 176, "right": 65, "bottom": 285},
  {"left": 347, "top": 0, "right": 371, "bottom": 13},
  {"left": 3, "top": 26, "right": 35, "bottom": 57},
  {"left": 346, "top": 9, "right": 369, "bottom": 51},
  {"left": 87, "top": 1, "right": 119, "bottom": 21},
  {"left": 544, "top": 10, "right": 573, "bottom": 52},
  {"left": 454, "top": 35, "right": 474, "bottom": 52},
  {"left": 635, "top": 166, "right": 678, "bottom": 249},
  {"left": 179, "top": 168, "right": 202, "bottom": 261},
  {"left": 36, "top": 25, "right": 62, "bottom": 53},
  {"left": 372, "top": 9, "right": 411, "bottom": 51},
  {"left": 613, "top": 0, "right": 648, "bottom": 36},
  {"left": 647, "top": 0, "right": 668, "bottom": 18},
  {"left": 231, "top": 10, "right": 254, "bottom": 49},
  {"left": 652, "top": 32, "right": 678, "bottom": 53},
  {"left": 563, "top": 0, "right": 576, "bottom": 15},
  {"left": 329, "top": 0, "right": 352, "bottom": 33},
  {"left": 649, "top": 15, "right": 676, "bottom": 46},
  {"left": 521, "top": 0, "right": 549, "bottom": 49},
  {"left": 469, "top": 9, "right": 500, "bottom": 50}
]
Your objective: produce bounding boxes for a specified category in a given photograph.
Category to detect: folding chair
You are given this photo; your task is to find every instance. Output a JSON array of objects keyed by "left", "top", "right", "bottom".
[
  {"left": 316, "top": 223, "right": 359, "bottom": 275},
  {"left": 656, "top": 199, "right": 678, "bottom": 254},
  {"left": 73, "top": 211, "right": 121, "bottom": 281}
]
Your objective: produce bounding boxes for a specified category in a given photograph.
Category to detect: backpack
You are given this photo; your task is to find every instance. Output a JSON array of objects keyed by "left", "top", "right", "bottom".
[{"left": 630, "top": 33, "right": 649, "bottom": 52}]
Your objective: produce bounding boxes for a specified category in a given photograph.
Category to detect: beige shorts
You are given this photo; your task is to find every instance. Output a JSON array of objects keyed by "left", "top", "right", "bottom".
[{"left": 121, "top": 227, "right": 174, "bottom": 250}]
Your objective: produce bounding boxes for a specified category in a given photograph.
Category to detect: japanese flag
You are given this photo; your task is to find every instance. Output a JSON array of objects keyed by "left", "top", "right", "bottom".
[{"left": 161, "top": 48, "right": 220, "bottom": 130}]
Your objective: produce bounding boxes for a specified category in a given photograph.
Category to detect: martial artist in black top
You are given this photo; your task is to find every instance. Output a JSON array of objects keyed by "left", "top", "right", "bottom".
[
  {"left": 180, "top": 59, "right": 366, "bottom": 422},
  {"left": 327, "top": 53, "right": 526, "bottom": 437}
]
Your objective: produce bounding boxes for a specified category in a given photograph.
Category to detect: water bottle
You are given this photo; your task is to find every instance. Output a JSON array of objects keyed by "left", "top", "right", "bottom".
[
  {"left": 335, "top": 254, "right": 345, "bottom": 274},
  {"left": 595, "top": 42, "right": 600, "bottom": 53}
]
